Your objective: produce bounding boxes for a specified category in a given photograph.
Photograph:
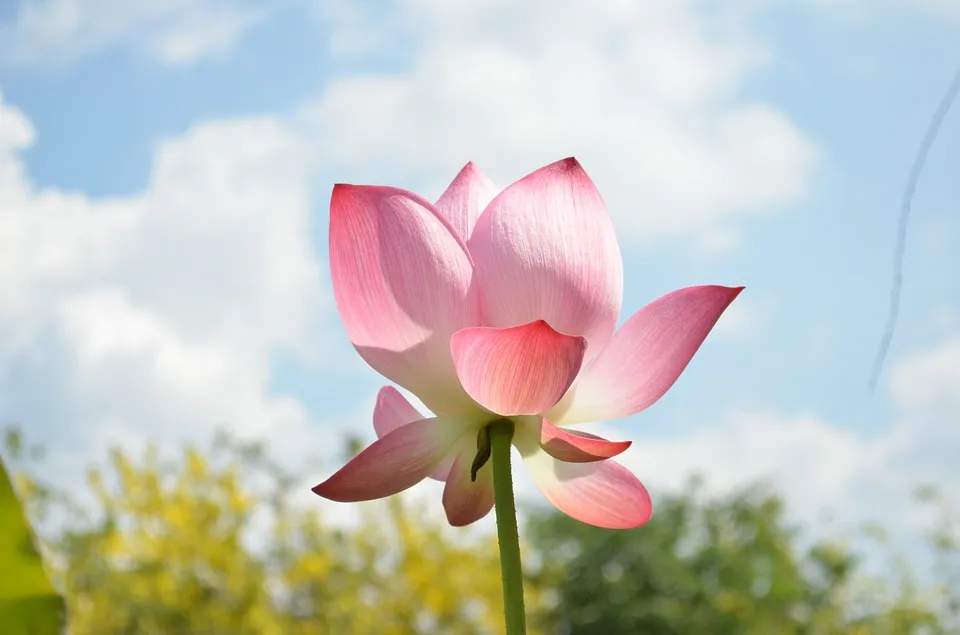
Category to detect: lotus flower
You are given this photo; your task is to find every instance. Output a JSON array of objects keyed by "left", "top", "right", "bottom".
[{"left": 313, "top": 158, "right": 741, "bottom": 529}]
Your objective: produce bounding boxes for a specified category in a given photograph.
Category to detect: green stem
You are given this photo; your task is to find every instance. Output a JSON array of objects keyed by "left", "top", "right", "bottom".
[{"left": 489, "top": 419, "right": 526, "bottom": 635}]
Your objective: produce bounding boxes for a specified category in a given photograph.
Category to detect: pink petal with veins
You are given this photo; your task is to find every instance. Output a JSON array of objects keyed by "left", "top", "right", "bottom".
[
  {"left": 539, "top": 419, "right": 631, "bottom": 463},
  {"left": 469, "top": 158, "right": 623, "bottom": 360},
  {"left": 372, "top": 386, "right": 455, "bottom": 481},
  {"left": 373, "top": 386, "right": 423, "bottom": 438},
  {"left": 451, "top": 320, "right": 586, "bottom": 416},
  {"left": 523, "top": 449, "right": 652, "bottom": 529},
  {"left": 434, "top": 162, "right": 499, "bottom": 242},
  {"left": 442, "top": 441, "right": 495, "bottom": 527},
  {"left": 329, "top": 184, "right": 481, "bottom": 415},
  {"left": 312, "top": 416, "right": 461, "bottom": 502},
  {"left": 550, "top": 285, "right": 743, "bottom": 425}
]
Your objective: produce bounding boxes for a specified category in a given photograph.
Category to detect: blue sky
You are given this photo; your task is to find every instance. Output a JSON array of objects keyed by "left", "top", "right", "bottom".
[{"left": 0, "top": 0, "right": 958, "bottom": 561}]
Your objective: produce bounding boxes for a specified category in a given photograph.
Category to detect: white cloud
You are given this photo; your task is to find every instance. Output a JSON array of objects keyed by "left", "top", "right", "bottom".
[
  {"left": 304, "top": 0, "right": 818, "bottom": 244},
  {"left": 0, "top": 94, "right": 328, "bottom": 470},
  {"left": 559, "top": 332, "right": 960, "bottom": 556},
  {"left": 619, "top": 413, "right": 887, "bottom": 526},
  {"left": 0, "top": 0, "right": 266, "bottom": 67},
  {"left": 891, "top": 337, "right": 960, "bottom": 414},
  {"left": 694, "top": 227, "right": 743, "bottom": 257},
  {"left": 887, "top": 337, "right": 960, "bottom": 509}
]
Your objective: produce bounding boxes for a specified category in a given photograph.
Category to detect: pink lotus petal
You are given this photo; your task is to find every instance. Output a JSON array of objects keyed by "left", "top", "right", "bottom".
[
  {"left": 373, "top": 386, "right": 423, "bottom": 438},
  {"left": 442, "top": 443, "right": 495, "bottom": 527},
  {"left": 429, "top": 459, "right": 455, "bottom": 482},
  {"left": 522, "top": 447, "right": 652, "bottom": 529},
  {"left": 550, "top": 285, "right": 743, "bottom": 425},
  {"left": 539, "top": 419, "right": 631, "bottom": 463},
  {"left": 372, "top": 386, "right": 454, "bottom": 481},
  {"left": 312, "top": 416, "right": 462, "bottom": 502},
  {"left": 469, "top": 158, "right": 623, "bottom": 360},
  {"left": 329, "top": 185, "right": 481, "bottom": 414},
  {"left": 451, "top": 320, "right": 587, "bottom": 416},
  {"left": 434, "top": 162, "right": 499, "bottom": 242}
]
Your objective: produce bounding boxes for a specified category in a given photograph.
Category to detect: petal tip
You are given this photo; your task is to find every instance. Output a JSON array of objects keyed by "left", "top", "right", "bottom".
[
  {"left": 452, "top": 161, "right": 483, "bottom": 180},
  {"left": 530, "top": 319, "right": 589, "bottom": 349},
  {"left": 718, "top": 284, "right": 746, "bottom": 307},
  {"left": 528, "top": 318, "right": 553, "bottom": 331},
  {"left": 375, "top": 385, "right": 401, "bottom": 406},
  {"left": 311, "top": 477, "right": 361, "bottom": 503},
  {"left": 330, "top": 182, "right": 356, "bottom": 197},
  {"left": 329, "top": 183, "right": 364, "bottom": 214},
  {"left": 311, "top": 479, "right": 384, "bottom": 505},
  {"left": 618, "top": 513, "right": 653, "bottom": 529},
  {"left": 310, "top": 480, "right": 334, "bottom": 500},
  {"left": 539, "top": 422, "right": 632, "bottom": 462},
  {"left": 603, "top": 480, "right": 653, "bottom": 529},
  {"left": 446, "top": 513, "right": 475, "bottom": 528},
  {"left": 539, "top": 157, "right": 587, "bottom": 178}
]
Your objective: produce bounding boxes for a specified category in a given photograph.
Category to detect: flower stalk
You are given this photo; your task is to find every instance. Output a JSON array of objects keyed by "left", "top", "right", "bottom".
[{"left": 489, "top": 419, "right": 526, "bottom": 634}]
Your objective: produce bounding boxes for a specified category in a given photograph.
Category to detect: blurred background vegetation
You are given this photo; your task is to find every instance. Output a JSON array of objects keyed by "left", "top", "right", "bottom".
[{"left": 3, "top": 426, "right": 957, "bottom": 635}]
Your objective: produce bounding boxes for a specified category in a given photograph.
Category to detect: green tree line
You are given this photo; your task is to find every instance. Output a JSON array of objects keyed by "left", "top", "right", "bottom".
[{"left": 3, "top": 428, "right": 957, "bottom": 634}]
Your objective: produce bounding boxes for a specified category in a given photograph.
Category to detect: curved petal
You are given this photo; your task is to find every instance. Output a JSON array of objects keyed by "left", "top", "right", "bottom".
[
  {"left": 539, "top": 419, "right": 631, "bottom": 463},
  {"left": 451, "top": 320, "right": 587, "bottom": 416},
  {"left": 429, "top": 459, "right": 456, "bottom": 482},
  {"left": 442, "top": 441, "right": 495, "bottom": 527},
  {"left": 373, "top": 386, "right": 423, "bottom": 438},
  {"left": 549, "top": 285, "right": 743, "bottom": 425},
  {"left": 312, "top": 416, "right": 462, "bottom": 502},
  {"left": 522, "top": 447, "right": 652, "bottom": 529},
  {"left": 372, "top": 386, "right": 454, "bottom": 481},
  {"left": 329, "top": 184, "right": 481, "bottom": 414},
  {"left": 468, "top": 158, "right": 623, "bottom": 360},
  {"left": 434, "top": 162, "right": 499, "bottom": 242}
]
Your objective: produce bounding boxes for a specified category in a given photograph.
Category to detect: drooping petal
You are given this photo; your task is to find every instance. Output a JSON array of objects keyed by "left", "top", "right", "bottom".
[
  {"left": 434, "top": 162, "right": 499, "bottom": 242},
  {"left": 549, "top": 285, "right": 743, "bottom": 425},
  {"left": 522, "top": 445, "right": 652, "bottom": 529},
  {"left": 372, "top": 386, "right": 453, "bottom": 481},
  {"left": 329, "top": 185, "right": 481, "bottom": 414},
  {"left": 312, "top": 416, "right": 462, "bottom": 502},
  {"left": 539, "top": 419, "right": 631, "bottom": 463},
  {"left": 469, "top": 158, "right": 623, "bottom": 360},
  {"left": 442, "top": 440, "right": 495, "bottom": 527},
  {"left": 451, "top": 320, "right": 587, "bottom": 416}
]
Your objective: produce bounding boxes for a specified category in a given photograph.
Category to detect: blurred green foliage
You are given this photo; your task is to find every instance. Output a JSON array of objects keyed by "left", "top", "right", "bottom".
[
  {"left": 0, "top": 429, "right": 64, "bottom": 635},
  {"left": 529, "top": 476, "right": 958, "bottom": 634},
  {"left": 6, "top": 429, "right": 544, "bottom": 635},
  {"left": 3, "top": 427, "right": 957, "bottom": 634}
]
